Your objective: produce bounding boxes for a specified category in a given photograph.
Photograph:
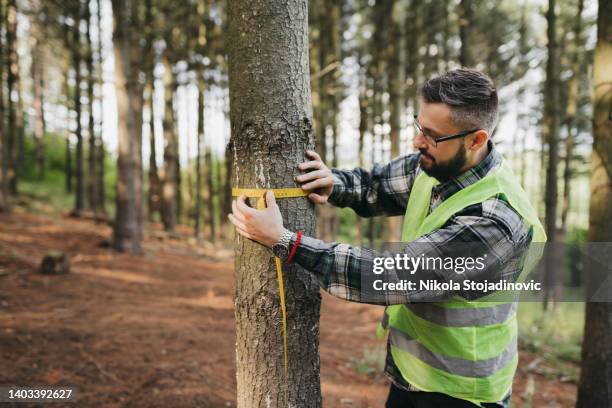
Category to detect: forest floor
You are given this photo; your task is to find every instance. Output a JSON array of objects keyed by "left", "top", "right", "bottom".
[{"left": 0, "top": 201, "right": 578, "bottom": 407}]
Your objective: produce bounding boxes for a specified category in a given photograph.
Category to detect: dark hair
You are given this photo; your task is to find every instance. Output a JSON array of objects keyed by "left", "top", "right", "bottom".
[{"left": 420, "top": 69, "right": 498, "bottom": 134}]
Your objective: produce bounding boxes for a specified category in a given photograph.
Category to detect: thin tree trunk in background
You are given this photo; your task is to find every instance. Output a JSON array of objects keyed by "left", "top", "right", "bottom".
[
  {"left": 63, "top": 73, "right": 73, "bottom": 194},
  {"left": 316, "top": 0, "right": 341, "bottom": 242},
  {"left": 0, "top": 0, "right": 9, "bottom": 212},
  {"left": 6, "top": 0, "right": 18, "bottom": 195},
  {"left": 72, "top": 3, "right": 84, "bottom": 215},
  {"left": 387, "top": 0, "right": 404, "bottom": 242},
  {"left": 228, "top": 0, "right": 321, "bottom": 405},
  {"left": 205, "top": 147, "right": 215, "bottom": 239},
  {"left": 86, "top": 1, "right": 99, "bottom": 213},
  {"left": 32, "top": 43, "right": 46, "bottom": 181},
  {"left": 356, "top": 70, "right": 367, "bottom": 246},
  {"left": 560, "top": 0, "right": 584, "bottom": 235},
  {"left": 194, "top": 68, "right": 204, "bottom": 238},
  {"left": 146, "top": 76, "right": 160, "bottom": 221},
  {"left": 576, "top": 0, "right": 612, "bottom": 404},
  {"left": 96, "top": 0, "right": 106, "bottom": 213},
  {"left": 458, "top": 0, "right": 474, "bottom": 67},
  {"left": 111, "top": 0, "right": 144, "bottom": 253},
  {"left": 215, "top": 151, "right": 224, "bottom": 240},
  {"left": 144, "top": 0, "right": 159, "bottom": 222},
  {"left": 543, "top": 0, "right": 562, "bottom": 310},
  {"left": 405, "top": 0, "right": 421, "bottom": 115},
  {"left": 160, "top": 57, "right": 177, "bottom": 231},
  {"left": 175, "top": 124, "right": 182, "bottom": 224}
]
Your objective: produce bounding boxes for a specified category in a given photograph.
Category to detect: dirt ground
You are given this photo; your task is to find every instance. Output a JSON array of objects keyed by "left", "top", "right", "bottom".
[{"left": 0, "top": 206, "right": 578, "bottom": 407}]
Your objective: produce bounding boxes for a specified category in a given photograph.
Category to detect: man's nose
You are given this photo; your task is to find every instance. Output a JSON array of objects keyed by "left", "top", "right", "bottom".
[{"left": 413, "top": 131, "right": 428, "bottom": 150}]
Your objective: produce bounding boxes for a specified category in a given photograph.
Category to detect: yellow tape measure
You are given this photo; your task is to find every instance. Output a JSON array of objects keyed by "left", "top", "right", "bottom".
[{"left": 232, "top": 187, "right": 308, "bottom": 377}]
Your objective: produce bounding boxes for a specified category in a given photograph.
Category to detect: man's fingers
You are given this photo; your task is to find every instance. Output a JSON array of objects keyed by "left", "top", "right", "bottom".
[
  {"left": 228, "top": 213, "right": 248, "bottom": 232},
  {"left": 308, "top": 193, "right": 327, "bottom": 204},
  {"left": 265, "top": 190, "right": 278, "bottom": 209},
  {"left": 231, "top": 200, "right": 247, "bottom": 222},
  {"left": 305, "top": 150, "right": 321, "bottom": 161},
  {"left": 302, "top": 177, "right": 332, "bottom": 191},
  {"left": 298, "top": 160, "right": 323, "bottom": 172},
  {"left": 295, "top": 169, "right": 327, "bottom": 183},
  {"left": 236, "top": 195, "right": 258, "bottom": 217}
]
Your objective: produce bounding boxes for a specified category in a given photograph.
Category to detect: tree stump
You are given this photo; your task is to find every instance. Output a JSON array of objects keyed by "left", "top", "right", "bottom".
[{"left": 40, "top": 251, "right": 70, "bottom": 275}]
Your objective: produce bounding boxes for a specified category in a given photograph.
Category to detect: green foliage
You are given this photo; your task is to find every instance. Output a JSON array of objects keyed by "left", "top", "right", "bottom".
[
  {"left": 518, "top": 302, "right": 583, "bottom": 381},
  {"left": 18, "top": 132, "right": 116, "bottom": 215},
  {"left": 347, "top": 344, "right": 386, "bottom": 378}
]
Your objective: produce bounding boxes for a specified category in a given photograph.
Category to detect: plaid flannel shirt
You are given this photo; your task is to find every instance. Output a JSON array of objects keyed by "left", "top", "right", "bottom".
[{"left": 288, "top": 142, "right": 531, "bottom": 405}]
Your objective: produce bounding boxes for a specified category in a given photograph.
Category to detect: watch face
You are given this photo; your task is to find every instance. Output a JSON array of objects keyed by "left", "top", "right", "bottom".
[{"left": 272, "top": 244, "right": 290, "bottom": 260}]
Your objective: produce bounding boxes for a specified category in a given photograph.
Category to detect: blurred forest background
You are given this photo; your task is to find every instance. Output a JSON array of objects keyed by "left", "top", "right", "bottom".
[{"left": 0, "top": 0, "right": 610, "bottom": 407}]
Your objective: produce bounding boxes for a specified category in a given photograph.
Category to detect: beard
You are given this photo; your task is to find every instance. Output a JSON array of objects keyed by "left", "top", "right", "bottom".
[{"left": 419, "top": 143, "right": 467, "bottom": 182}]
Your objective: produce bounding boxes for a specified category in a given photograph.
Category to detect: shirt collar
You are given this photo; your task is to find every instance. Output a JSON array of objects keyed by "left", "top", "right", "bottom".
[{"left": 431, "top": 140, "right": 502, "bottom": 201}]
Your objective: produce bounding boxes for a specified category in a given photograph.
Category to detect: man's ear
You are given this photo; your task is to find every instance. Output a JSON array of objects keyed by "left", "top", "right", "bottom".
[{"left": 467, "top": 130, "right": 489, "bottom": 151}]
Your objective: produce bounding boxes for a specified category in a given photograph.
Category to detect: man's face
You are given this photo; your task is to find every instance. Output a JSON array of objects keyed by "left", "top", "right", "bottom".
[{"left": 413, "top": 102, "right": 468, "bottom": 182}]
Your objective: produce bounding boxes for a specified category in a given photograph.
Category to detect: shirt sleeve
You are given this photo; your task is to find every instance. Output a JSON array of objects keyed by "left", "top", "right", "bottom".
[
  {"left": 327, "top": 154, "right": 421, "bottom": 217},
  {"left": 288, "top": 200, "right": 533, "bottom": 305}
]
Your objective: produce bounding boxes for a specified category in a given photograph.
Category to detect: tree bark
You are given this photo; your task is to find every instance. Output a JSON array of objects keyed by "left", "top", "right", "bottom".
[
  {"left": 96, "top": 0, "right": 106, "bottom": 213},
  {"left": 160, "top": 57, "right": 177, "bottom": 231},
  {"left": 205, "top": 147, "right": 215, "bottom": 239},
  {"left": 576, "top": 0, "right": 612, "bottom": 405},
  {"left": 111, "top": 0, "right": 144, "bottom": 253},
  {"left": 0, "top": 0, "right": 9, "bottom": 212},
  {"left": 387, "top": 0, "right": 404, "bottom": 242},
  {"left": 228, "top": 0, "right": 321, "bottom": 405},
  {"left": 86, "top": 0, "right": 99, "bottom": 213},
  {"left": 543, "top": 0, "right": 562, "bottom": 309},
  {"left": 195, "top": 68, "right": 204, "bottom": 238},
  {"left": 458, "top": 0, "right": 474, "bottom": 67},
  {"left": 72, "top": 3, "right": 84, "bottom": 214},
  {"left": 146, "top": 74, "right": 160, "bottom": 221},
  {"left": 63, "top": 73, "right": 73, "bottom": 194},
  {"left": 560, "top": 0, "right": 584, "bottom": 235},
  {"left": 32, "top": 42, "right": 46, "bottom": 181},
  {"left": 215, "top": 150, "right": 224, "bottom": 240},
  {"left": 6, "top": 0, "right": 19, "bottom": 195}
]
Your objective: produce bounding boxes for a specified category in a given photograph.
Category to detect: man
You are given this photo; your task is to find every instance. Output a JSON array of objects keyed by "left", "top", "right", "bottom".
[{"left": 228, "top": 69, "right": 546, "bottom": 408}]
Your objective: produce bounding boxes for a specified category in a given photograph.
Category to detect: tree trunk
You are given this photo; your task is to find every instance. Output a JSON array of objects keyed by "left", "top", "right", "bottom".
[
  {"left": 215, "top": 151, "right": 224, "bottom": 240},
  {"left": 144, "top": 0, "right": 158, "bottom": 222},
  {"left": 560, "top": 0, "right": 584, "bottom": 235},
  {"left": 32, "top": 43, "right": 46, "bottom": 181},
  {"left": 576, "top": 0, "right": 612, "bottom": 405},
  {"left": 63, "top": 73, "right": 73, "bottom": 194},
  {"left": 96, "top": 0, "right": 106, "bottom": 213},
  {"left": 86, "top": 1, "right": 99, "bottom": 213},
  {"left": 73, "top": 4, "right": 84, "bottom": 214},
  {"left": 0, "top": 0, "right": 9, "bottom": 212},
  {"left": 146, "top": 74, "right": 160, "bottom": 221},
  {"left": 543, "top": 0, "right": 562, "bottom": 309},
  {"left": 160, "top": 57, "right": 177, "bottom": 231},
  {"left": 6, "top": 0, "right": 18, "bottom": 195},
  {"left": 205, "top": 147, "right": 215, "bottom": 239},
  {"left": 356, "top": 69, "right": 368, "bottom": 246},
  {"left": 458, "top": 0, "right": 474, "bottom": 67},
  {"left": 387, "top": 0, "right": 404, "bottom": 242},
  {"left": 195, "top": 68, "right": 204, "bottom": 238},
  {"left": 228, "top": 0, "right": 322, "bottom": 405},
  {"left": 111, "top": 0, "right": 144, "bottom": 253}
]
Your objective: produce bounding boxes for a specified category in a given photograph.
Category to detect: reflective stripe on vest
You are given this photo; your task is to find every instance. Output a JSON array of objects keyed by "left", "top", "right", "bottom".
[{"left": 378, "top": 161, "right": 547, "bottom": 404}]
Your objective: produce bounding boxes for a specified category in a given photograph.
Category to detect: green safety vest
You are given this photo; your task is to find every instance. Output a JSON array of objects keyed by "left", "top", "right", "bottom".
[{"left": 376, "top": 160, "right": 547, "bottom": 405}]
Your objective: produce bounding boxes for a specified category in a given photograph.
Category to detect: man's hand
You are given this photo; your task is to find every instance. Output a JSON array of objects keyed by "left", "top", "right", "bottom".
[
  {"left": 228, "top": 191, "right": 286, "bottom": 248},
  {"left": 295, "top": 150, "right": 335, "bottom": 204}
]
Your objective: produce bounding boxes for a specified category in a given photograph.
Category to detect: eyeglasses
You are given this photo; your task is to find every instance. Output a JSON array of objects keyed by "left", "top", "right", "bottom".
[{"left": 413, "top": 115, "right": 480, "bottom": 147}]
